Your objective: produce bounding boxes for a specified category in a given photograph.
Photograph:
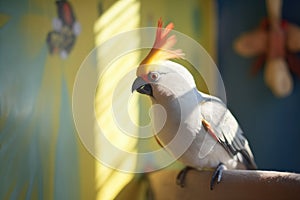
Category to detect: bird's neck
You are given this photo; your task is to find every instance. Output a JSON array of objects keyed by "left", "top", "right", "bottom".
[{"left": 151, "top": 87, "right": 201, "bottom": 121}]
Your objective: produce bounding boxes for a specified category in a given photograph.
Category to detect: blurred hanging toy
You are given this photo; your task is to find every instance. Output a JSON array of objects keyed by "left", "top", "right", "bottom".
[
  {"left": 234, "top": 0, "right": 300, "bottom": 98},
  {"left": 46, "top": 0, "right": 81, "bottom": 59}
]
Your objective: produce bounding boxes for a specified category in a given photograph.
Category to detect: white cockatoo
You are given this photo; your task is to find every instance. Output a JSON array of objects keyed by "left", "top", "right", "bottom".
[{"left": 132, "top": 19, "right": 257, "bottom": 189}]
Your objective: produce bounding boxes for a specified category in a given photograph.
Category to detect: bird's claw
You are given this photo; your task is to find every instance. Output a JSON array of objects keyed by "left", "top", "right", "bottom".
[
  {"left": 176, "top": 166, "right": 193, "bottom": 187},
  {"left": 210, "top": 163, "right": 226, "bottom": 190},
  {"left": 176, "top": 164, "right": 226, "bottom": 189}
]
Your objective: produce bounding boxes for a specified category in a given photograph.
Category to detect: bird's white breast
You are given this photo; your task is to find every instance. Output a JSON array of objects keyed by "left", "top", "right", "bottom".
[{"left": 151, "top": 91, "right": 238, "bottom": 170}]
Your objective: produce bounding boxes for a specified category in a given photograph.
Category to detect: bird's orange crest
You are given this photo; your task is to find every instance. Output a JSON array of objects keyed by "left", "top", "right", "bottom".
[{"left": 137, "top": 18, "right": 185, "bottom": 77}]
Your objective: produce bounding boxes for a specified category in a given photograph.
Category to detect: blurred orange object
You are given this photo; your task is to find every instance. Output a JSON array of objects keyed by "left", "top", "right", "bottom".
[{"left": 234, "top": 0, "right": 300, "bottom": 98}]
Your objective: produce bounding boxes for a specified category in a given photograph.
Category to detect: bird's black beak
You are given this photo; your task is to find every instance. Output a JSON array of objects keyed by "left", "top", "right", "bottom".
[{"left": 132, "top": 77, "right": 153, "bottom": 96}]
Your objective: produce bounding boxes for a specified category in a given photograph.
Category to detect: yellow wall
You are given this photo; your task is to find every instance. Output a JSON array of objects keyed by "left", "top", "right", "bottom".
[{"left": 93, "top": 0, "right": 217, "bottom": 199}]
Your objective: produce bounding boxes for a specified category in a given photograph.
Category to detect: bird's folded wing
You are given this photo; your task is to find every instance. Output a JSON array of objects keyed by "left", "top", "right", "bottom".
[{"left": 200, "top": 95, "right": 257, "bottom": 169}]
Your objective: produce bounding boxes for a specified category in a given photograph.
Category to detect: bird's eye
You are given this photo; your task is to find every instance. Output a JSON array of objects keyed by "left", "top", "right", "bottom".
[{"left": 148, "top": 72, "right": 160, "bottom": 81}]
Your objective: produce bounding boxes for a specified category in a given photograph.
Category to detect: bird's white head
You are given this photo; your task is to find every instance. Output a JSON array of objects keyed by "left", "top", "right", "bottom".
[{"left": 132, "top": 60, "right": 197, "bottom": 101}]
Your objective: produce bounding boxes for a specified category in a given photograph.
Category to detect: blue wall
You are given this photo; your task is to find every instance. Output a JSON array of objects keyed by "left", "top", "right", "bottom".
[{"left": 217, "top": 0, "right": 300, "bottom": 172}]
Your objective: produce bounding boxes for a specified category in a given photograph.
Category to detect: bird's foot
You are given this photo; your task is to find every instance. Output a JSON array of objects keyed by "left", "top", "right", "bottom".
[
  {"left": 210, "top": 163, "right": 226, "bottom": 190},
  {"left": 176, "top": 166, "right": 193, "bottom": 187}
]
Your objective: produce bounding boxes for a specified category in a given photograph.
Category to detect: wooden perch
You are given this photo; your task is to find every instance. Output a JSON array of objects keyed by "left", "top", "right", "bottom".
[{"left": 148, "top": 169, "right": 300, "bottom": 200}]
